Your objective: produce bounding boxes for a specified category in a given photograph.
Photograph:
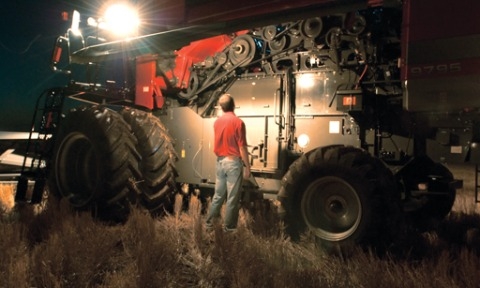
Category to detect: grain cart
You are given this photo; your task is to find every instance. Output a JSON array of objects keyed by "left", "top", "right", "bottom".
[{"left": 9, "top": 0, "right": 475, "bottom": 252}]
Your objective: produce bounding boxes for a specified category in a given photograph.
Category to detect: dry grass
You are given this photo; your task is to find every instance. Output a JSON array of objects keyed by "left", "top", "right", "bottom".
[
  {"left": 0, "top": 183, "right": 15, "bottom": 213},
  {"left": 0, "top": 164, "right": 479, "bottom": 287}
]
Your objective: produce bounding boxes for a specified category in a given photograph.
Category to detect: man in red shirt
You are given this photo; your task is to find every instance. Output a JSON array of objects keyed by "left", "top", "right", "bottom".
[{"left": 206, "top": 94, "right": 250, "bottom": 232}]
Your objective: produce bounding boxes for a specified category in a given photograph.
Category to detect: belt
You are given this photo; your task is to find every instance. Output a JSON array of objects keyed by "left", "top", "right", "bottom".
[{"left": 218, "top": 155, "right": 240, "bottom": 161}]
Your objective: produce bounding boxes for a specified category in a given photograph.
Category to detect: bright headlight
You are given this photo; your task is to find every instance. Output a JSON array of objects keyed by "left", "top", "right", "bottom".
[
  {"left": 105, "top": 4, "right": 139, "bottom": 36},
  {"left": 297, "top": 134, "right": 310, "bottom": 148},
  {"left": 92, "top": 3, "right": 140, "bottom": 38}
]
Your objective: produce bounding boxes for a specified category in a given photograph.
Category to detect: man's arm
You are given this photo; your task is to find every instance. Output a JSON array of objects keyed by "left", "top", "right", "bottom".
[{"left": 240, "top": 145, "right": 251, "bottom": 180}]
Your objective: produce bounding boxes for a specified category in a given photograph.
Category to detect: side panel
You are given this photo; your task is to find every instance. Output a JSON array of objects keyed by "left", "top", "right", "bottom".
[
  {"left": 295, "top": 72, "right": 338, "bottom": 115},
  {"left": 157, "top": 107, "right": 216, "bottom": 185},
  {"left": 293, "top": 72, "right": 361, "bottom": 150},
  {"left": 227, "top": 76, "right": 284, "bottom": 173},
  {"left": 403, "top": 0, "right": 480, "bottom": 111},
  {"left": 295, "top": 117, "right": 361, "bottom": 150}
]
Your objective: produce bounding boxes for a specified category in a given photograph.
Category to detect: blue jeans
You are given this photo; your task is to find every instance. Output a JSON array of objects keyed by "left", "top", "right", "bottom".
[{"left": 206, "top": 157, "right": 243, "bottom": 230}]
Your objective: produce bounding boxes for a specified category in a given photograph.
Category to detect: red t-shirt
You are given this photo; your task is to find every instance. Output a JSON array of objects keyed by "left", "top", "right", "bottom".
[{"left": 214, "top": 111, "right": 247, "bottom": 157}]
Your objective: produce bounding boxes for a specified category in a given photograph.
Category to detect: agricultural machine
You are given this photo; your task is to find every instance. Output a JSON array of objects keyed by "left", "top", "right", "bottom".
[{"left": 1, "top": 0, "right": 478, "bottom": 252}]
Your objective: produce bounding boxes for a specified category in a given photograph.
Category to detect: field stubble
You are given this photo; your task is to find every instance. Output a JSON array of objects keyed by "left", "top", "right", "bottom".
[{"left": 0, "top": 164, "right": 478, "bottom": 287}]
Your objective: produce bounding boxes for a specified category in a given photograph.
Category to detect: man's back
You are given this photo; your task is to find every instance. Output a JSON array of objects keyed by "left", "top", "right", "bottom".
[{"left": 214, "top": 111, "right": 247, "bottom": 157}]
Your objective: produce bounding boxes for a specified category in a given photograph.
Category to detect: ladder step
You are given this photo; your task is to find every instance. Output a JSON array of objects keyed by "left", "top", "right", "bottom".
[
  {"left": 15, "top": 176, "right": 29, "bottom": 202},
  {"left": 31, "top": 178, "right": 46, "bottom": 204},
  {"left": 14, "top": 175, "right": 46, "bottom": 204},
  {"left": 16, "top": 88, "right": 64, "bottom": 205}
]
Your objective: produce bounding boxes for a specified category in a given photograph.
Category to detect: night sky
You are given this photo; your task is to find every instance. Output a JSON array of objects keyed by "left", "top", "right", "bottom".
[{"left": 0, "top": 0, "right": 78, "bottom": 131}]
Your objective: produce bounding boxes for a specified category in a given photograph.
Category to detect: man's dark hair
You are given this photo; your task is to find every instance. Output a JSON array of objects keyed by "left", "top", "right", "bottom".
[{"left": 218, "top": 94, "right": 235, "bottom": 112}]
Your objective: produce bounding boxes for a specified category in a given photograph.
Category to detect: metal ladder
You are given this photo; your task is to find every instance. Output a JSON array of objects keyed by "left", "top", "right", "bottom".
[{"left": 15, "top": 88, "right": 65, "bottom": 203}]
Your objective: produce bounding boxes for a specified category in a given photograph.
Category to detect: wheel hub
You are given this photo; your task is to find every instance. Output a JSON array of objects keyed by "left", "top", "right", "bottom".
[
  {"left": 301, "top": 176, "right": 362, "bottom": 241},
  {"left": 327, "top": 197, "right": 346, "bottom": 216}
]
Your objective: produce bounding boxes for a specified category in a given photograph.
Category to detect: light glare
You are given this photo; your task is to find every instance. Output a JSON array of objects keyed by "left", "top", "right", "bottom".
[
  {"left": 297, "top": 134, "right": 310, "bottom": 148},
  {"left": 103, "top": 4, "right": 139, "bottom": 37},
  {"left": 70, "top": 10, "right": 81, "bottom": 35},
  {"left": 298, "top": 74, "right": 314, "bottom": 88}
]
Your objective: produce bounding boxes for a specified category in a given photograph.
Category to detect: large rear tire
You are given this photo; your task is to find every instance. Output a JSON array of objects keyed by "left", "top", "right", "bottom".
[
  {"left": 399, "top": 156, "right": 456, "bottom": 231},
  {"left": 49, "top": 105, "right": 141, "bottom": 220},
  {"left": 121, "top": 108, "right": 178, "bottom": 215},
  {"left": 279, "top": 145, "right": 402, "bottom": 254}
]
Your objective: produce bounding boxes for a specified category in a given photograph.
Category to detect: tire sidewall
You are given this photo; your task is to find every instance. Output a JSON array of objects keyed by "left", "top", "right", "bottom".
[{"left": 49, "top": 106, "right": 139, "bottom": 213}]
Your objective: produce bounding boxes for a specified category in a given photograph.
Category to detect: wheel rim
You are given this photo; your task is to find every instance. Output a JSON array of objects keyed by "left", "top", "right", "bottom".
[
  {"left": 301, "top": 176, "right": 362, "bottom": 241},
  {"left": 55, "top": 132, "right": 100, "bottom": 207}
]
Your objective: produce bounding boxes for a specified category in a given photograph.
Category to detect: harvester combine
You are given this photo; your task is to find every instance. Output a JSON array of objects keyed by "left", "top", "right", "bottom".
[{"left": 2, "top": 0, "right": 479, "bottom": 253}]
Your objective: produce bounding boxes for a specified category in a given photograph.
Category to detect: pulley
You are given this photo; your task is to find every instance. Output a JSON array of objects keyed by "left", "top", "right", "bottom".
[
  {"left": 178, "top": 72, "right": 199, "bottom": 99},
  {"left": 269, "top": 35, "right": 288, "bottom": 52},
  {"left": 261, "top": 25, "right": 277, "bottom": 41},
  {"left": 325, "top": 27, "right": 342, "bottom": 47},
  {"left": 228, "top": 35, "right": 256, "bottom": 67},
  {"left": 347, "top": 15, "right": 366, "bottom": 35},
  {"left": 300, "top": 17, "right": 323, "bottom": 38}
]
